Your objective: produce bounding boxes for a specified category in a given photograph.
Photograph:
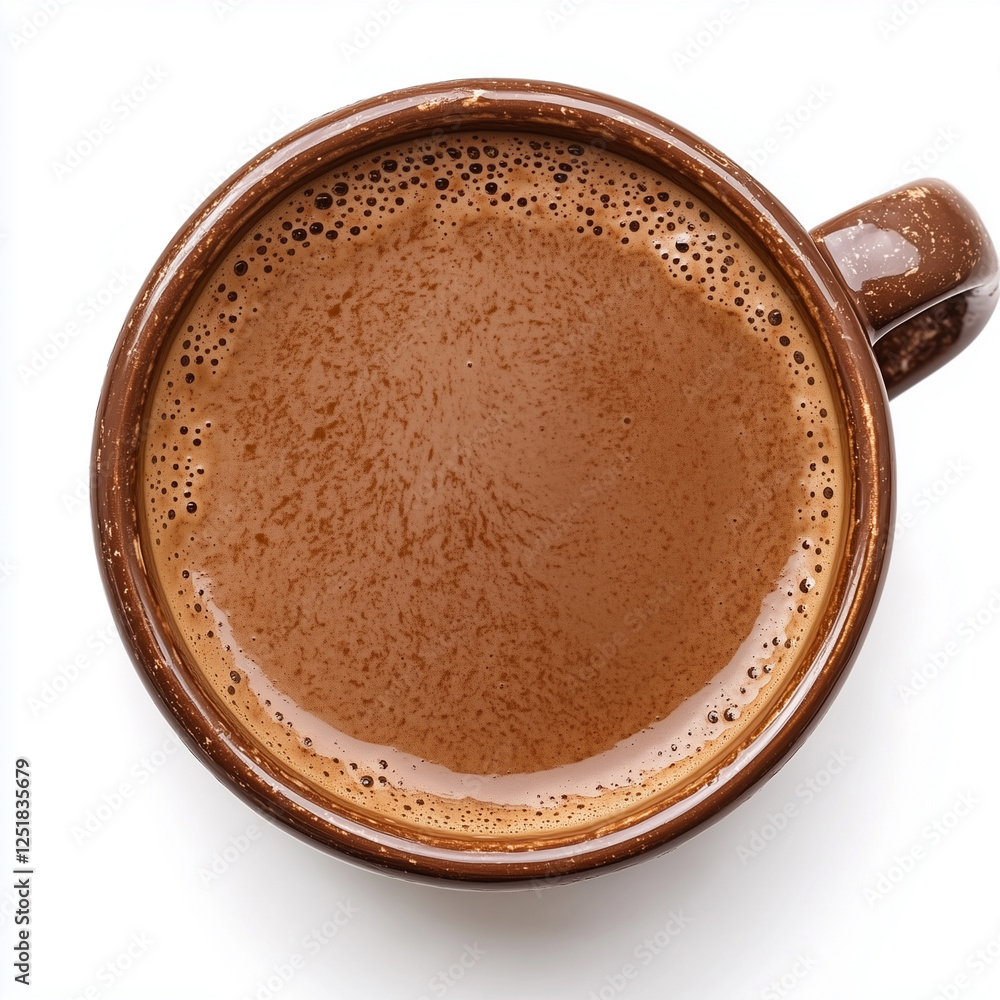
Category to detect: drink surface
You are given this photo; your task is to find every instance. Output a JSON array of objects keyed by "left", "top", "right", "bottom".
[{"left": 142, "top": 130, "right": 846, "bottom": 839}]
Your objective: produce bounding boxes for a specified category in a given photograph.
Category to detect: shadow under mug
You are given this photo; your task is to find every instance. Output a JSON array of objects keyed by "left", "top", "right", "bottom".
[{"left": 92, "top": 80, "right": 998, "bottom": 885}]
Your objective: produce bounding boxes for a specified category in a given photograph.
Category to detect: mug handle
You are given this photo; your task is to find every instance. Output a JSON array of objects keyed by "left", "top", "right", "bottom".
[{"left": 810, "top": 179, "right": 998, "bottom": 397}]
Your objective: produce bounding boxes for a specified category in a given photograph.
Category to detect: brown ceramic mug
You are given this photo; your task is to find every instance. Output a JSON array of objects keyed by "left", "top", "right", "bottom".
[{"left": 92, "top": 80, "right": 997, "bottom": 884}]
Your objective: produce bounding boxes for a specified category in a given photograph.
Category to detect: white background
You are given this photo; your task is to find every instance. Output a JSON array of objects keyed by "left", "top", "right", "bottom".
[{"left": 2, "top": 1, "right": 999, "bottom": 998}]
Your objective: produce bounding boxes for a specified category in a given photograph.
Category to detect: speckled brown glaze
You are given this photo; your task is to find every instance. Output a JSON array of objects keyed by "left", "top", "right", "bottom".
[
  {"left": 92, "top": 80, "right": 996, "bottom": 884},
  {"left": 812, "top": 181, "right": 998, "bottom": 396}
]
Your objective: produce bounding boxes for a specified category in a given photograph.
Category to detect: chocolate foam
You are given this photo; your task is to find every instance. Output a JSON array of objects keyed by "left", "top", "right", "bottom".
[{"left": 141, "top": 131, "right": 847, "bottom": 839}]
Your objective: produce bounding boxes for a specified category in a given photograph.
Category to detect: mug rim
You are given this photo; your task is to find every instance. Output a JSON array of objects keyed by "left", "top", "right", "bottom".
[{"left": 92, "top": 78, "right": 892, "bottom": 883}]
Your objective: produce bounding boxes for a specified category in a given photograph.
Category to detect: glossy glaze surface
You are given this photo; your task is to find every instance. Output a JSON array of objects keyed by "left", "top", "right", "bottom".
[{"left": 812, "top": 180, "right": 998, "bottom": 396}]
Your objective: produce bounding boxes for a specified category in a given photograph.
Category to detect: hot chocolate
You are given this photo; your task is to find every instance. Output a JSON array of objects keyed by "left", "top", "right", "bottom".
[{"left": 140, "top": 130, "right": 846, "bottom": 840}]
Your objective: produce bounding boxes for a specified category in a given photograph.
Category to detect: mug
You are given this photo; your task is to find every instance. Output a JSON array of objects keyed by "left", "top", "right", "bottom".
[{"left": 92, "top": 80, "right": 998, "bottom": 884}]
